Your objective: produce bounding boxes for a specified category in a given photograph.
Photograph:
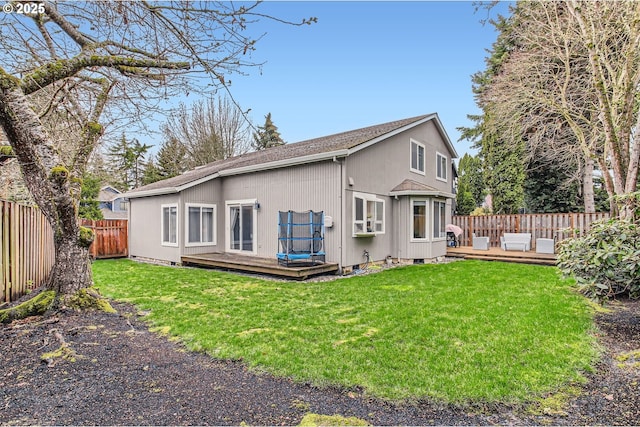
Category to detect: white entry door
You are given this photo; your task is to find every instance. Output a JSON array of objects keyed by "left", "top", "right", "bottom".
[{"left": 226, "top": 200, "right": 256, "bottom": 254}]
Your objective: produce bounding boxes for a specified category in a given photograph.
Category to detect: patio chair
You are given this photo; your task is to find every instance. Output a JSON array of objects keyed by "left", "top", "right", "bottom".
[{"left": 472, "top": 233, "right": 490, "bottom": 250}]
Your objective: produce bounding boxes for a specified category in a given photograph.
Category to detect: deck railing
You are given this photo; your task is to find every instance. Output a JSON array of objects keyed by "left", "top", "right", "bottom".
[
  {"left": 1, "top": 200, "right": 55, "bottom": 303},
  {"left": 452, "top": 212, "right": 610, "bottom": 248}
]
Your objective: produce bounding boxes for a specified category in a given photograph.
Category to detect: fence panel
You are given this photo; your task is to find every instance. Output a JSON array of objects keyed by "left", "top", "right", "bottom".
[
  {"left": 452, "top": 212, "right": 609, "bottom": 248},
  {"left": 80, "top": 219, "right": 128, "bottom": 259},
  {"left": 1, "top": 200, "right": 55, "bottom": 303}
]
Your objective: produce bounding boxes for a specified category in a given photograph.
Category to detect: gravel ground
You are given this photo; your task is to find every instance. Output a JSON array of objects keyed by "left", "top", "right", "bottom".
[{"left": 1, "top": 297, "right": 639, "bottom": 426}]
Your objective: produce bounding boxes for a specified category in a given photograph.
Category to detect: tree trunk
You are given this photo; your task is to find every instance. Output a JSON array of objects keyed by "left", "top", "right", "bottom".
[
  {"left": 48, "top": 232, "right": 93, "bottom": 297},
  {"left": 582, "top": 158, "right": 595, "bottom": 213},
  {"left": 0, "top": 73, "right": 94, "bottom": 301}
]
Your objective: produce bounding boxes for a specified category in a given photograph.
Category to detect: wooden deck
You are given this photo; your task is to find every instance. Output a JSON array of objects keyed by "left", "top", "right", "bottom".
[
  {"left": 181, "top": 252, "right": 339, "bottom": 280},
  {"left": 446, "top": 246, "right": 557, "bottom": 266}
]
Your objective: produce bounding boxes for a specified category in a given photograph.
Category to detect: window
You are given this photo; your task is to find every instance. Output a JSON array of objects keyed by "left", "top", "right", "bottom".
[
  {"left": 226, "top": 200, "right": 256, "bottom": 253},
  {"left": 161, "top": 204, "right": 178, "bottom": 246},
  {"left": 436, "top": 152, "right": 448, "bottom": 181},
  {"left": 412, "top": 200, "right": 427, "bottom": 240},
  {"left": 186, "top": 204, "right": 216, "bottom": 246},
  {"left": 433, "top": 201, "right": 446, "bottom": 239},
  {"left": 410, "top": 139, "right": 426, "bottom": 175},
  {"left": 353, "top": 193, "right": 385, "bottom": 235}
]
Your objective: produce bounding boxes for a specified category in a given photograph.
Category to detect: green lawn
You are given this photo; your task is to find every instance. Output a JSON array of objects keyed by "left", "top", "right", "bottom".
[{"left": 93, "top": 259, "right": 599, "bottom": 403}]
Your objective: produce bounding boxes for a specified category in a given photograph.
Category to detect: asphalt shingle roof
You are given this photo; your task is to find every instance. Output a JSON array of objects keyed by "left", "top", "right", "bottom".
[{"left": 127, "top": 114, "right": 436, "bottom": 196}]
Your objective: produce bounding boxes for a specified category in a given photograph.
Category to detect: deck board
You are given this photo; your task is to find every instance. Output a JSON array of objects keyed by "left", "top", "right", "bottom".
[
  {"left": 446, "top": 246, "right": 557, "bottom": 266},
  {"left": 181, "top": 252, "right": 339, "bottom": 279}
]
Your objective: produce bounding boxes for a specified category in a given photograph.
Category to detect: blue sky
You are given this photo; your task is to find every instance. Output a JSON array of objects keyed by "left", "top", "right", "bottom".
[{"left": 152, "top": 1, "right": 512, "bottom": 159}]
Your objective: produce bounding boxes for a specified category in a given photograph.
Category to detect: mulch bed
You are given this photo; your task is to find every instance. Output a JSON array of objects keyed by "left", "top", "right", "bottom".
[{"left": 1, "top": 298, "right": 639, "bottom": 426}]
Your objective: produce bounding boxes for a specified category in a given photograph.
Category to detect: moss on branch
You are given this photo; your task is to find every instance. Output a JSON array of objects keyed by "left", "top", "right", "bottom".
[
  {"left": 0, "top": 290, "right": 56, "bottom": 324},
  {"left": 79, "top": 226, "right": 95, "bottom": 248},
  {"left": 66, "top": 288, "right": 116, "bottom": 313}
]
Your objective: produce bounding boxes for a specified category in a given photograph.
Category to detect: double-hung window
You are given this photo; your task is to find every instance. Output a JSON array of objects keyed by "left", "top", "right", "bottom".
[
  {"left": 161, "top": 204, "right": 178, "bottom": 246},
  {"left": 186, "top": 203, "right": 216, "bottom": 246},
  {"left": 353, "top": 193, "right": 385, "bottom": 236},
  {"left": 410, "top": 139, "right": 426, "bottom": 175},
  {"left": 436, "top": 152, "right": 448, "bottom": 181},
  {"left": 433, "top": 200, "right": 446, "bottom": 239}
]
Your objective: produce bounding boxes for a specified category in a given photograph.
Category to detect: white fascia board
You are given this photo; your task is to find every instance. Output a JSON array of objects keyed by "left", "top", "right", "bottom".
[
  {"left": 431, "top": 114, "right": 459, "bottom": 159},
  {"left": 389, "top": 190, "right": 456, "bottom": 199},
  {"left": 346, "top": 114, "right": 437, "bottom": 156},
  {"left": 219, "top": 150, "right": 349, "bottom": 176},
  {"left": 122, "top": 187, "right": 179, "bottom": 199}
]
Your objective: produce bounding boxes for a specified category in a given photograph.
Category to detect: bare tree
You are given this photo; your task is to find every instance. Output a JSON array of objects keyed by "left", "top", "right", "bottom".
[
  {"left": 161, "top": 96, "right": 252, "bottom": 168},
  {"left": 0, "top": 1, "right": 314, "bottom": 318},
  {"left": 480, "top": 1, "right": 640, "bottom": 217}
]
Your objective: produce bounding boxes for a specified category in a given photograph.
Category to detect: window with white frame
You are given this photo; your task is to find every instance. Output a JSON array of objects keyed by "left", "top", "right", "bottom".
[
  {"left": 186, "top": 203, "right": 216, "bottom": 246},
  {"left": 410, "top": 139, "right": 426, "bottom": 175},
  {"left": 161, "top": 204, "right": 178, "bottom": 246},
  {"left": 353, "top": 193, "right": 385, "bottom": 235},
  {"left": 433, "top": 200, "right": 446, "bottom": 239},
  {"left": 412, "top": 200, "right": 427, "bottom": 240},
  {"left": 436, "top": 152, "right": 448, "bottom": 181}
]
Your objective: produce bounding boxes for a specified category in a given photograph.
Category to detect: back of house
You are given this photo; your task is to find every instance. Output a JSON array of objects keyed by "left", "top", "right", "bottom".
[{"left": 124, "top": 114, "right": 458, "bottom": 273}]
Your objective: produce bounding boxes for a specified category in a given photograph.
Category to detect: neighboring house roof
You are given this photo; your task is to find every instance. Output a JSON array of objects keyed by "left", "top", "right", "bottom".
[
  {"left": 100, "top": 208, "right": 128, "bottom": 220},
  {"left": 98, "top": 186, "right": 122, "bottom": 203},
  {"left": 389, "top": 179, "right": 455, "bottom": 198},
  {"left": 125, "top": 113, "right": 458, "bottom": 199}
]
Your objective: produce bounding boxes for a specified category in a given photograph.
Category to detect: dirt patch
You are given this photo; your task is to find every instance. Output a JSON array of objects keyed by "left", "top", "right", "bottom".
[{"left": 1, "top": 299, "right": 639, "bottom": 426}]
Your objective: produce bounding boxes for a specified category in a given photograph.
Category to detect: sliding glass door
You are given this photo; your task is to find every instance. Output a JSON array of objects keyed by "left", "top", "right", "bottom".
[{"left": 227, "top": 201, "right": 255, "bottom": 253}]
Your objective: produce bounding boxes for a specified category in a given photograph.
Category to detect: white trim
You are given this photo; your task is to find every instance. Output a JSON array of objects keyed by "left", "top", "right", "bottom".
[
  {"left": 436, "top": 152, "right": 448, "bottom": 182},
  {"left": 352, "top": 192, "right": 385, "bottom": 237},
  {"left": 389, "top": 190, "right": 455, "bottom": 198},
  {"left": 433, "top": 200, "right": 447, "bottom": 240},
  {"left": 161, "top": 204, "right": 179, "bottom": 247},
  {"left": 410, "top": 198, "right": 429, "bottom": 242},
  {"left": 409, "top": 138, "right": 426, "bottom": 175},
  {"left": 225, "top": 199, "right": 258, "bottom": 255},
  {"left": 185, "top": 203, "right": 217, "bottom": 247}
]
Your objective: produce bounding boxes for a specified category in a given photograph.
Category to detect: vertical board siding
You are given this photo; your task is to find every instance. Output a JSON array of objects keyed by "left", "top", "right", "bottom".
[
  {"left": 80, "top": 219, "right": 128, "bottom": 259},
  {"left": 1, "top": 200, "right": 55, "bottom": 303},
  {"left": 452, "top": 212, "right": 610, "bottom": 248}
]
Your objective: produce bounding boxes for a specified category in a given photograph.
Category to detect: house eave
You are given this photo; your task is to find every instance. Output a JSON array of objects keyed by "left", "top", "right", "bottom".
[
  {"left": 389, "top": 190, "right": 456, "bottom": 199},
  {"left": 219, "top": 149, "right": 349, "bottom": 177},
  {"left": 122, "top": 187, "right": 180, "bottom": 199}
]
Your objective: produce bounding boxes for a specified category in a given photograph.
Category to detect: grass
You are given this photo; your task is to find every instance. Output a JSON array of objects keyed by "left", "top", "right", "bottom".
[{"left": 93, "top": 259, "right": 599, "bottom": 403}]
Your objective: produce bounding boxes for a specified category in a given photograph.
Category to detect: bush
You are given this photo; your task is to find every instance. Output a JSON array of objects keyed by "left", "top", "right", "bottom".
[{"left": 557, "top": 219, "right": 640, "bottom": 300}]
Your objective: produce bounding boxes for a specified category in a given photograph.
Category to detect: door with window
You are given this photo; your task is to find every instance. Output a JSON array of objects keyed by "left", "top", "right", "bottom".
[{"left": 227, "top": 200, "right": 256, "bottom": 253}]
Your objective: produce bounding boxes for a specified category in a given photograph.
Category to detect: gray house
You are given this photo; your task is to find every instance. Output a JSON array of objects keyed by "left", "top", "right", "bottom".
[{"left": 124, "top": 114, "right": 458, "bottom": 273}]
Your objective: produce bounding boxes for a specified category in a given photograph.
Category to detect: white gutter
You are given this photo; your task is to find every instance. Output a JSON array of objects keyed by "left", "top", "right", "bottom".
[
  {"left": 389, "top": 190, "right": 456, "bottom": 199},
  {"left": 218, "top": 149, "right": 349, "bottom": 177}
]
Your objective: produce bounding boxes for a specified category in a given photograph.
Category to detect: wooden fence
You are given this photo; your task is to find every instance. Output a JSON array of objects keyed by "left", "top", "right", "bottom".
[
  {"left": 80, "top": 219, "right": 128, "bottom": 259},
  {"left": 1, "top": 200, "right": 55, "bottom": 303},
  {"left": 452, "top": 212, "right": 610, "bottom": 248},
  {"left": 1, "top": 200, "right": 129, "bottom": 303}
]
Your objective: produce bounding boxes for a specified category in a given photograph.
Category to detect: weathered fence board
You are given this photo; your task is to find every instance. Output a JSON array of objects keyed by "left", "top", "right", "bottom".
[
  {"left": 452, "top": 212, "right": 610, "bottom": 248},
  {"left": 1, "top": 200, "right": 55, "bottom": 303},
  {"left": 80, "top": 219, "right": 128, "bottom": 259},
  {"left": 1, "top": 201, "right": 129, "bottom": 303}
]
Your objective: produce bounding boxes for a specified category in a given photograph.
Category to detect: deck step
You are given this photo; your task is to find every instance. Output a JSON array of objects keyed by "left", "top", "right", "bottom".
[{"left": 446, "top": 247, "right": 557, "bottom": 266}]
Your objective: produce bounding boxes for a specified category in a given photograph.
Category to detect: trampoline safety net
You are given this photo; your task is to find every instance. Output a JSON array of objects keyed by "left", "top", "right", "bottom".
[{"left": 277, "top": 210, "right": 325, "bottom": 266}]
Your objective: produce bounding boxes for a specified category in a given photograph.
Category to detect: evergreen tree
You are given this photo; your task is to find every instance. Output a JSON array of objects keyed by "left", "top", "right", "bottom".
[
  {"left": 458, "top": 153, "right": 485, "bottom": 207},
  {"left": 157, "top": 137, "right": 188, "bottom": 179},
  {"left": 455, "top": 180, "right": 476, "bottom": 215},
  {"left": 252, "top": 113, "right": 285, "bottom": 150},
  {"left": 78, "top": 173, "right": 104, "bottom": 220},
  {"left": 107, "top": 134, "right": 152, "bottom": 190},
  {"left": 524, "top": 159, "right": 583, "bottom": 213}
]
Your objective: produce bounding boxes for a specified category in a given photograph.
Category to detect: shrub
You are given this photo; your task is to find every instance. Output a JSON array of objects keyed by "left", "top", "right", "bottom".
[{"left": 557, "top": 219, "right": 640, "bottom": 300}]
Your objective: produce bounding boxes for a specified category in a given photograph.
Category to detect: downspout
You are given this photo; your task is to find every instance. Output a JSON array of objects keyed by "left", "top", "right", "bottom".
[{"left": 334, "top": 155, "right": 346, "bottom": 274}]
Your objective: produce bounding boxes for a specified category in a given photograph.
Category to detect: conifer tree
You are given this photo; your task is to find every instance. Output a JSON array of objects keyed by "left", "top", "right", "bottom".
[{"left": 252, "top": 113, "right": 285, "bottom": 150}]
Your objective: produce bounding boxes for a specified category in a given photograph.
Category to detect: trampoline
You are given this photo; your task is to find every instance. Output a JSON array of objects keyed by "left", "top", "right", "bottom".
[{"left": 277, "top": 210, "right": 326, "bottom": 267}]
